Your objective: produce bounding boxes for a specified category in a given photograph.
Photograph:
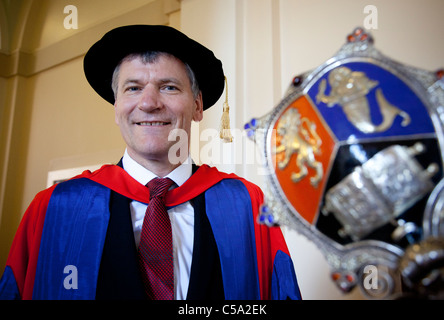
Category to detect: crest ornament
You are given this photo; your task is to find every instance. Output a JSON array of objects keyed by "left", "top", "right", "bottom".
[
  {"left": 247, "top": 27, "right": 444, "bottom": 299},
  {"left": 274, "top": 107, "right": 323, "bottom": 187}
]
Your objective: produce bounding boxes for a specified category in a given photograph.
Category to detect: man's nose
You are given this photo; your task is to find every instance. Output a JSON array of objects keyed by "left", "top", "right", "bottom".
[{"left": 138, "top": 86, "right": 162, "bottom": 111}]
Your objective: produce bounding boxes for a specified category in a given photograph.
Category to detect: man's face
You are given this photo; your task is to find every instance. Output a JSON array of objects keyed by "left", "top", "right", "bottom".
[{"left": 114, "top": 54, "right": 203, "bottom": 168}]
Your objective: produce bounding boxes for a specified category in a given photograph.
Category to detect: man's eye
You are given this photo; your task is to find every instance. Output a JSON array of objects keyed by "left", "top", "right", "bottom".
[
  {"left": 163, "top": 85, "right": 178, "bottom": 91},
  {"left": 126, "top": 86, "right": 140, "bottom": 92}
]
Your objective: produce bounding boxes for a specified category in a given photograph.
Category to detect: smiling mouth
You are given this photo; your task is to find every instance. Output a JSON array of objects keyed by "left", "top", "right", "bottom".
[{"left": 137, "top": 121, "right": 171, "bottom": 126}]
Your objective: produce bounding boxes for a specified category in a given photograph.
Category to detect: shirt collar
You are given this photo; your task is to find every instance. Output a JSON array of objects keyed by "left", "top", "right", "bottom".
[{"left": 122, "top": 149, "right": 192, "bottom": 187}]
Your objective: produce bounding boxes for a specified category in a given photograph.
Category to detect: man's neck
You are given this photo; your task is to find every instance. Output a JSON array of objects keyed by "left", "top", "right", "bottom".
[
  {"left": 138, "top": 158, "right": 180, "bottom": 178},
  {"left": 127, "top": 150, "right": 186, "bottom": 177},
  {"left": 122, "top": 149, "right": 192, "bottom": 185}
]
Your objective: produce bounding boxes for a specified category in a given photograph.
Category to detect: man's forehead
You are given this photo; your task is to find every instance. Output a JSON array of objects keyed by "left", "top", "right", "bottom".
[
  {"left": 117, "top": 55, "right": 189, "bottom": 85},
  {"left": 118, "top": 54, "right": 187, "bottom": 74}
]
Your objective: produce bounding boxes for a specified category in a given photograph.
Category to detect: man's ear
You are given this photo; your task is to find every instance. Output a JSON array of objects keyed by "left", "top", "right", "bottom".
[
  {"left": 192, "top": 92, "right": 204, "bottom": 122},
  {"left": 114, "top": 102, "right": 120, "bottom": 125}
]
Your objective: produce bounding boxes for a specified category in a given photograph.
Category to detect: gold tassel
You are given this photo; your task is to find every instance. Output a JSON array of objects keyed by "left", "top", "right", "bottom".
[{"left": 220, "top": 76, "right": 233, "bottom": 143}]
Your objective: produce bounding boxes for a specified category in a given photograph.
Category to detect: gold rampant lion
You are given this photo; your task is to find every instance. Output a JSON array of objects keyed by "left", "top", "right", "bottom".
[
  {"left": 316, "top": 66, "right": 411, "bottom": 133},
  {"left": 274, "top": 107, "right": 323, "bottom": 188}
]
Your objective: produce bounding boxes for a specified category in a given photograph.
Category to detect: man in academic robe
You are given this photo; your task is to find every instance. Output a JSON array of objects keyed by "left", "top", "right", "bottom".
[{"left": 0, "top": 25, "right": 302, "bottom": 300}]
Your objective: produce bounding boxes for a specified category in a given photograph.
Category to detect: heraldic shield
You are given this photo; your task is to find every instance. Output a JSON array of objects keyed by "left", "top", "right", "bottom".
[{"left": 245, "top": 27, "right": 444, "bottom": 299}]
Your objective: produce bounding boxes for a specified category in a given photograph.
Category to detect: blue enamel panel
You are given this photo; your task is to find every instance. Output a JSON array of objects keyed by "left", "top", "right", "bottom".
[{"left": 307, "top": 62, "right": 435, "bottom": 142}]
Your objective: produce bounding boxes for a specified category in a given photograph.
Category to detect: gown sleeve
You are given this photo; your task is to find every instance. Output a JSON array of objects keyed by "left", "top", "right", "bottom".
[{"left": 0, "top": 186, "right": 56, "bottom": 300}]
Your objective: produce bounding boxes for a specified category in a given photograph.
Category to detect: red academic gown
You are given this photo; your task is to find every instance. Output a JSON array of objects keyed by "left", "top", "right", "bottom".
[{"left": 0, "top": 164, "right": 301, "bottom": 300}]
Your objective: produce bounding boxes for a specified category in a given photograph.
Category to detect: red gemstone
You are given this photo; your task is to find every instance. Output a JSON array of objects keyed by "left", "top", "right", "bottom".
[
  {"left": 331, "top": 273, "right": 341, "bottom": 281},
  {"left": 347, "top": 35, "right": 355, "bottom": 42},
  {"left": 437, "top": 69, "right": 444, "bottom": 79},
  {"left": 346, "top": 274, "right": 354, "bottom": 282}
]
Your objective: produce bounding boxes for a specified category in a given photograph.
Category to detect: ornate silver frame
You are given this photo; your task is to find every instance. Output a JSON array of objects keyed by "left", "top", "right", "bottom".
[{"left": 246, "top": 27, "right": 444, "bottom": 299}]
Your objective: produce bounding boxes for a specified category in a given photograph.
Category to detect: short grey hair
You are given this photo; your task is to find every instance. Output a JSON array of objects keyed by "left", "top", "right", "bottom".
[{"left": 111, "top": 51, "right": 200, "bottom": 100}]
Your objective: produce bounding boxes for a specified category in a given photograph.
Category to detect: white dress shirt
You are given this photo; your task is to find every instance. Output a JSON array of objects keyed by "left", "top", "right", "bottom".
[{"left": 122, "top": 149, "right": 194, "bottom": 300}]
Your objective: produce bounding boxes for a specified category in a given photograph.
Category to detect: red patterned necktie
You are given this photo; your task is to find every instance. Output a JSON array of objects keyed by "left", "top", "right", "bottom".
[{"left": 138, "top": 177, "right": 175, "bottom": 300}]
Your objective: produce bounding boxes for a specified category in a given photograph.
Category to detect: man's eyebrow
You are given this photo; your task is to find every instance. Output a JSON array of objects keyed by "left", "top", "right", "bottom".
[
  {"left": 121, "top": 79, "right": 143, "bottom": 87},
  {"left": 158, "top": 77, "right": 183, "bottom": 85},
  {"left": 121, "top": 78, "right": 182, "bottom": 87}
]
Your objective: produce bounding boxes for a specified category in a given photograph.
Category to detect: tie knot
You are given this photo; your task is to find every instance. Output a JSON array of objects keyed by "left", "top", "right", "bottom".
[{"left": 147, "top": 177, "right": 174, "bottom": 200}]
